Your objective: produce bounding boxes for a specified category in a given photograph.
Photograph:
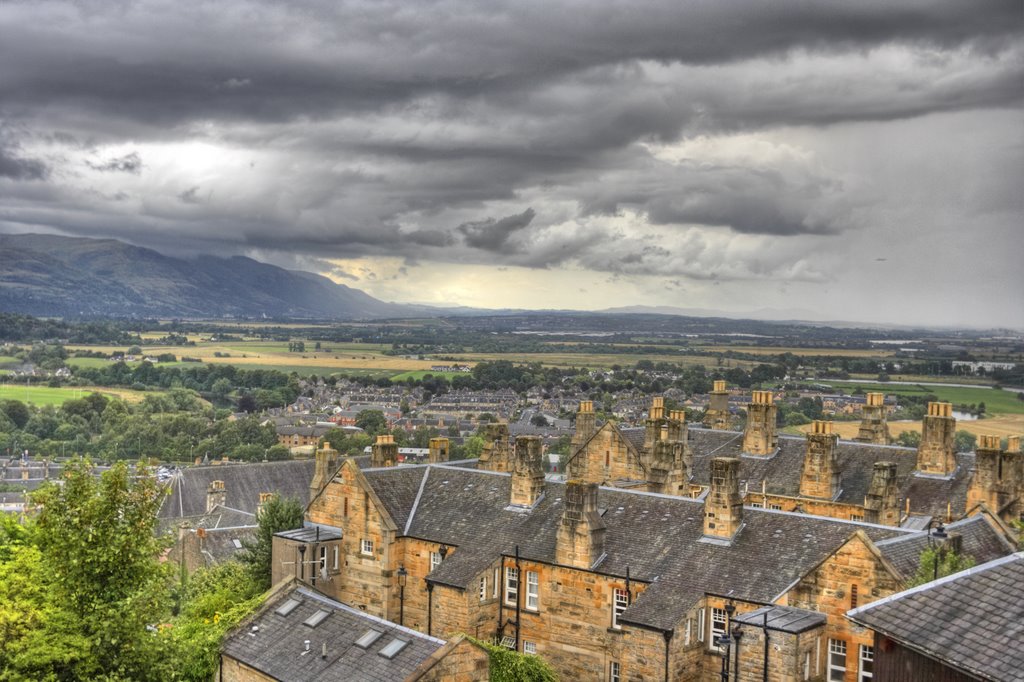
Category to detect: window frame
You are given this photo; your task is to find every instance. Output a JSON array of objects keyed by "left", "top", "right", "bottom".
[
  {"left": 612, "top": 588, "right": 629, "bottom": 629},
  {"left": 332, "top": 545, "right": 339, "bottom": 571},
  {"left": 360, "top": 538, "right": 374, "bottom": 556},
  {"left": 430, "top": 551, "right": 442, "bottom": 572},
  {"left": 828, "top": 638, "right": 847, "bottom": 682},
  {"left": 479, "top": 575, "right": 487, "bottom": 601},
  {"left": 525, "top": 570, "right": 540, "bottom": 611},
  {"left": 523, "top": 640, "right": 537, "bottom": 655},
  {"left": 504, "top": 566, "right": 519, "bottom": 606},
  {"left": 858, "top": 644, "right": 874, "bottom": 682},
  {"left": 609, "top": 661, "right": 621, "bottom": 682},
  {"left": 697, "top": 608, "right": 706, "bottom": 642},
  {"left": 710, "top": 607, "right": 728, "bottom": 652},
  {"left": 493, "top": 567, "right": 499, "bottom": 598}
]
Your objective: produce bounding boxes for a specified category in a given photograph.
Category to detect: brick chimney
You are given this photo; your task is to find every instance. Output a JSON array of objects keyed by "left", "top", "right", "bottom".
[
  {"left": 743, "top": 391, "right": 778, "bottom": 456},
  {"left": 309, "top": 441, "right": 339, "bottom": 502},
  {"left": 510, "top": 436, "right": 545, "bottom": 508},
  {"left": 704, "top": 380, "right": 731, "bottom": 430},
  {"left": 855, "top": 392, "right": 890, "bottom": 444},
  {"left": 800, "top": 421, "right": 840, "bottom": 499},
  {"left": 917, "top": 402, "right": 956, "bottom": 476},
  {"left": 428, "top": 437, "right": 449, "bottom": 463},
  {"left": 704, "top": 457, "right": 743, "bottom": 541},
  {"left": 863, "top": 462, "right": 899, "bottom": 525},
  {"left": 555, "top": 481, "right": 607, "bottom": 569},
  {"left": 206, "top": 480, "right": 226, "bottom": 513},
  {"left": 371, "top": 434, "right": 398, "bottom": 468},
  {"left": 478, "top": 423, "right": 511, "bottom": 472},
  {"left": 573, "top": 400, "right": 597, "bottom": 449},
  {"left": 966, "top": 434, "right": 1019, "bottom": 516}
]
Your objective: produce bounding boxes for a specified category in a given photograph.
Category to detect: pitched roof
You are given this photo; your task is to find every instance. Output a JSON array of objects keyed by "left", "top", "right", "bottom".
[
  {"left": 159, "top": 460, "right": 317, "bottom": 520},
  {"left": 361, "top": 463, "right": 906, "bottom": 632},
  {"left": 847, "top": 553, "right": 1024, "bottom": 682},
  {"left": 687, "top": 427, "right": 973, "bottom": 518},
  {"left": 222, "top": 584, "right": 447, "bottom": 682},
  {"left": 873, "top": 514, "right": 1014, "bottom": 580}
]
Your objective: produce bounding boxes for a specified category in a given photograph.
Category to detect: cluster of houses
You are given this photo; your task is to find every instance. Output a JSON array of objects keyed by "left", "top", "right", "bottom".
[{"left": 155, "top": 389, "right": 1022, "bottom": 681}]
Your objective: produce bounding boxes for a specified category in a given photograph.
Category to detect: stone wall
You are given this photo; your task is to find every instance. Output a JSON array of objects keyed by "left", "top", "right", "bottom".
[
  {"left": 219, "top": 656, "right": 274, "bottom": 682},
  {"left": 410, "top": 636, "right": 491, "bottom": 681},
  {"left": 571, "top": 423, "right": 646, "bottom": 484}
]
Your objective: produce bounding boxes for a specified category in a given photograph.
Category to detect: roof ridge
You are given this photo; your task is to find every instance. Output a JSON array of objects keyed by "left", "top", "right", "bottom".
[
  {"left": 847, "top": 551, "right": 1024, "bottom": 619},
  {"left": 404, "top": 466, "right": 431, "bottom": 536}
]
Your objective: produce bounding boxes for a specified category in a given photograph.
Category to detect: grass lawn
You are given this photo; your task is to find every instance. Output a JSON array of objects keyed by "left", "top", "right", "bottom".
[
  {"left": 0, "top": 355, "right": 20, "bottom": 366},
  {"left": 0, "top": 383, "right": 160, "bottom": 406},
  {"left": 390, "top": 370, "right": 461, "bottom": 382},
  {"left": 811, "top": 380, "right": 1024, "bottom": 415}
]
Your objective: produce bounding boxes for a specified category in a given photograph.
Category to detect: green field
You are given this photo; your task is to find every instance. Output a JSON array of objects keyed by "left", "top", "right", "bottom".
[
  {"left": 0, "top": 384, "right": 100, "bottom": 406},
  {"left": 813, "top": 381, "right": 1024, "bottom": 415},
  {"left": 0, "top": 355, "right": 20, "bottom": 366},
  {"left": 390, "top": 370, "right": 461, "bottom": 382}
]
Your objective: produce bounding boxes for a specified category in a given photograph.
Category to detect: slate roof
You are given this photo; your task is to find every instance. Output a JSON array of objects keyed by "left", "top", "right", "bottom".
[
  {"left": 159, "top": 460, "right": 317, "bottom": 520},
  {"left": 361, "top": 463, "right": 907, "bottom": 633},
  {"left": 733, "top": 605, "right": 826, "bottom": 634},
  {"left": 847, "top": 553, "right": 1024, "bottom": 682},
  {"left": 686, "top": 427, "right": 974, "bottom": 519},
  {"left": 873, "top": 514, "right": 1014, "bottom": 580},
  {"left": 222, "top": 584, "right": 447, "bottom": 682},
  {"left": 192, "top": 526, "right": 253, "bottom": 565}
]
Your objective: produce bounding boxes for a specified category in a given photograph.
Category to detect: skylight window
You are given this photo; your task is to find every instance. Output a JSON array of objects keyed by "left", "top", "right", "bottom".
[
  {"left": 232, "top": 538, "right": 243, "bottom": 549},
  {"left": 354, "top": 629, "right": 384, "bottom": 649},
  {"left": 303, "top": 609, "right": 330, "bottom": 628},
  {"left": 378, "top": 638, "right": 410, "bottom": 659},
  {"left": 275, "top": 598, "right": 300, "bottom": 617}
]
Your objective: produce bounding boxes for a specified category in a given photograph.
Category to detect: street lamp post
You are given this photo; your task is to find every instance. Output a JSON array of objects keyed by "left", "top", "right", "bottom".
[
  {"left": 397, "top": 564, "right": 408, "bottom": 626},
  {"left": 928, "top": 520, "right": 948, "bottom": 581}
]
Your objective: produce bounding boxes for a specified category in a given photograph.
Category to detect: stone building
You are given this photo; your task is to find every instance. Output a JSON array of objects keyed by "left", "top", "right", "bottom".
[
  {"left": 271, "top": 445, "right": 1013, "bottom": 682},
  {"left": 564, "top": 396, "right": 1024, "bottom": 528}
]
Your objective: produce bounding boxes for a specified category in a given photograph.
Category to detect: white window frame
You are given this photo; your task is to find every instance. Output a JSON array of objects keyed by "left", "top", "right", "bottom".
[
  {"left": 612, "top": 588, "right": 629, "bottom": 629},
  {"left": 504, "top": 566, "right": 519, "bottom": 606},
  {"left": 332, "top": 546, "right": 339, "bottom": 571},
  {"left": 609, "top": 661, "right": 621, "bottom": 682},
  {"left": 493, "top": 567, "right": 499, "bottom": 598},
  {"left": 858, "top": 644, "right": 874, "bottom": 682},
  {"left": 360, "top": 538, "right": 374, "bottom": 556},
  {"left": 697, "top": 608, "right": 706, "bottom": 642},
  {"left": 523, "top": 640, "right": 536, "bottom": 655},
  {"left": 318, "top": 546, "right": 327, "bottom": 576},
  {"left": 479, "top": 575, "right": 487, "bottom": 601},
  {"left": 430, "top": 551, "right": 442, "bottom": 572},
  {"left": 828, "top": 639, "right": 847, "bottom": 682},
  {"left": 525, "top": 570, "right": 539, "bottom": 611},
  {"left": 684, "top": 617, "right": 691, "bottom": 645},
  {"left": 803, "top": 650, "right": 811, "bottom": 681},
  {"left": 711, "top": 607, "right": 727, "bottom": 652}
]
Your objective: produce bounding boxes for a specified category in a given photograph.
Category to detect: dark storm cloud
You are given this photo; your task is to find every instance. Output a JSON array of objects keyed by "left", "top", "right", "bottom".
[
  {"left": 0, "top": 0, "right": 1020, "bottom": 293},
  {"left": 86, "top": 151, "right": 142, "bottom": 174}
]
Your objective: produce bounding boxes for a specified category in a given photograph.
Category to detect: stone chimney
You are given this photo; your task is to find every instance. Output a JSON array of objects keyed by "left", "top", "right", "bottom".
[
  {"left": 800, "top": 421, "right": 840, "bottom": 499},
  {"left": 478, "top": 423, "right": 511, "bottom": 472},
  {"left": 371, "top": 434, "right": 398, "bottom": 468},
  {"left": 743, "top": 391, "right": 778, "bottom": 456},
  {"left": 667, "top": 409, "right": 687, "bottom": 443},
  {"left": 428, "top": 437, "right": 449, "bottom": 463},
  {"left": 643, "top": 397, "right": 667, "bottom": 452},
  {"left": 855, "top": 392, "right": 891, "bottom": 445},
  {"left": 510, "top": 436, "right": 545, "bottom": 508},
  {"left": 309, "top": 441, "right": 340, "bottom": 502},
  {"left": 257, "top": 491, "right": 274, "bottom": 518},
  {"left": 206, "top": 480, "right": 226, "bottom": 513},
  {"left": 649, "top": 409, "right": 691, "bottom": 495},
  {"left": 917, "top": 402, "right": 956, "bottom": 476},
  {"left": 704, "top": 457, "right": 743, "bottom": 541},
  {"left": 863, "top": 462, "right": 899, "bottom": 525},
  {"left": 704, "top": 380, "right": 731, "bottom": 430},
  {"left": 555, "top": 481, "right": 607, "bottom": 568},
  {"left": 573, "top": 400, "right": 597, "bottom": 449},
  {"left": 966, "top": 434, "right": 1019, "bottom": 516}
]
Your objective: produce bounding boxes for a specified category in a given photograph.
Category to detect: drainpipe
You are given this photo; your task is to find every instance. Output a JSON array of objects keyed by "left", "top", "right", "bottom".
[
  {"left": 663, "top": 629, "right": 673, "bottom": 682},
  {"left": 762, "top": 611, "right": 769, "bottom": 682},
  {"left": 426, "top": 582, "right": 434, "bottom": 637},
  {"left": 514, "top": 545, "right": 522, "bottom": 651}
]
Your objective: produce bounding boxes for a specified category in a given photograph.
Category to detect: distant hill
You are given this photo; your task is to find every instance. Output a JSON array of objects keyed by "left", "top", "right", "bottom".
[{"left": 0, "top": 233, "right": 413, "bottom": 319}]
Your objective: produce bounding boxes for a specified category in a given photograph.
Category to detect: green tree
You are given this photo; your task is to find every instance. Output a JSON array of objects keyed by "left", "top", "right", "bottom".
[
  {"left": 3, "top": 460, "right": 172, "bottom": 681},
  {"left": 954, "top": 430, "right": 977, "bottom": 453},
  {"left": 468, "top": 636, "right": 559, "bottom": 681},
  {"left": 907, "top": 545, "right": 975, "bottom": 587},
  {"left": 238, "top": 494, "right": 305, "bottom": 591},
  {"left": 355, "top": 409, "right": 388, "bottom": 435},
  {"left": 896, "top": 431, "right": 922, "bottom": 448}
]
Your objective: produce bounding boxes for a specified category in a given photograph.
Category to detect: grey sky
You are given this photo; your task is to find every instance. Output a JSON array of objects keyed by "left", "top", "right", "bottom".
[{"left": 0, "top": 0, "right": 1021, "bottom": 327}]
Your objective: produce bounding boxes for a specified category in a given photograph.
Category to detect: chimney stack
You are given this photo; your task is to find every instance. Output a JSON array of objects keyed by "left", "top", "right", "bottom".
[
  {"left": 428, "top": 437, "right": 449, "bottom": 463},
  {"left": 644, "top": 397, "right": 667, "bottom": 451},
  {"left": 667, "top": 409, "right": 687, "bottom": 443},
  {"left": 371, "top": 434, "right": 398, "bottom": 468},
  {"left": 743, "top": 391, "right": 778, "bottom": 456},
  {"left": 310, "top": 441, "right": 340, "bottom": 502},
  {"left": 704, "top": 380, "right": 731, "bottom": 430},
  {"left": 206, "top": 480, "right": 226, "bottom": 513},
  {"left": 555, "top": 481, "right": 606, "bottom": 568},
  {"left": 917, "top": 402, "right": 956, "bottom": 476},
  {"left": 966, "top": 434, "right": 1019, "bottom": 517},
  {"left": 478, "top": 423, "right": 511, "bottom": 472},
  {"left": 573, "top": 401, "right": 597, "bottom": 448},
  {"left": 257, "top": 491, "right": 274, "bottom": 518},
  {"left": 510, "top": 436, "right": 545, "bottom": 508},
  {"left": 863, "top": 462, "right": 899, "bottom": 525},
  {"left": 855, "top": 393, "right": 891, "bottom": 445},
  {"left": 704, "top": 457, "right": 743, "bottom": 542},
  {"left": 800, "top": 421, "right": 840, "bottom": 499}
]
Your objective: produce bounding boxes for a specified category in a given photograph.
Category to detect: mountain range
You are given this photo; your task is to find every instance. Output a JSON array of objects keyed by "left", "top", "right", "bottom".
[{"left": 0, "top": 233, "right": 413, "bottom": 319}]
